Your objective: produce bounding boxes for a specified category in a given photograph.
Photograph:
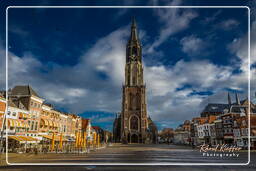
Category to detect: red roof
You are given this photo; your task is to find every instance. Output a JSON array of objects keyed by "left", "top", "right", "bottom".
[{"left": 92, "top": 126, "right": 101, "bottom": 130}]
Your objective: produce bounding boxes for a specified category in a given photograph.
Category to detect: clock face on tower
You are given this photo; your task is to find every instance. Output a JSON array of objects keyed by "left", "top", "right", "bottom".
[{"left": 131, "top": 54, "right": 136, "bottom": 61}]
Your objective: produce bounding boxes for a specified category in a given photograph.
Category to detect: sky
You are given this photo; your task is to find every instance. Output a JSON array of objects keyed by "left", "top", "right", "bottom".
[{"left": 0, "top": 0, "right": 255, "bottom": 131}]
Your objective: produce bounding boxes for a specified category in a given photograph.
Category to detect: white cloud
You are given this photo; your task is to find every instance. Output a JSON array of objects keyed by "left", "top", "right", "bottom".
[
  {"left": 180, "top": 35, "right": 206, "bottom": 56},
  {"left": 219, "top": 19, "right": 239, "bottom": 30},
  {"left": 145, "top": 0, "right": 198, "bottom": 54},
  {"left": 65, "top": 88, "right": 87, "bottom": 97},
  {"left": 145, "top": 59, "right": 232, "bottom": 97}
]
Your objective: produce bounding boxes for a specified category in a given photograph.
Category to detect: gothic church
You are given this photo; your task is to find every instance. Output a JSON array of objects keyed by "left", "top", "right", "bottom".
[{"left": 113, "top": 19, "right": 158, "bottom": 144}]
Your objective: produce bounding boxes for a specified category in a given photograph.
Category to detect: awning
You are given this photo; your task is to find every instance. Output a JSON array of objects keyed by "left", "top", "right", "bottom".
[
  {"left": 18, "top": 113, "right": 29, "bottom": 119},
  {"left": 45, "top": 119, "right": 49, "bottom": 126},
  {"left": 20, "top": 121, "right": 26, "bottom": 128},
  {"left": 8, "top": 135, "right": 39, "bottom": 143},
  {"left": 53, "top": 122, "right": 58, "bottom": 128},
  {"left": 23, "top": 113, "right": 29, "bottom": 118},
  {"left": 25, "top": 122, "right": 29, "bottom": 128},
  {"left": 16, "top": 120, "right": 22, "bottom": 128},
  {"left": 24, "top": 113, "right": 30, "bottom": 118},
  {"left": 8, "top": 119, "right": 15, "bottom": 127},
  {"left": 41, "top": 134, "right": 67, "bottom": 142},
  {"left": 48, "top": 120, "right": 53, "bottom": 127},
  {"left": 41, "top": 118, "right": 48, "bottom": 126}
]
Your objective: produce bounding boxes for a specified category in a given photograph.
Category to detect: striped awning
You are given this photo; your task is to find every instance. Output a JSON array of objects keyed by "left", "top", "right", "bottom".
[
  {"left": 16, "top": 120, "right": 22, "bottom": 128},
  {"left": 25, "top": 122, "right": 29, "bottom": 128},
  {"left": 41, "top": 118, "right": 48, "bottom": 126},
  {"left": 8, "top": 135, "right": 39, "bottom": 143},
  {"left": 41, "top": 134, "right": 67, "bottom": 142},
  {"left": 8, "top": 119, "right": 16, "bottom": 127},
  {"left": 19, "top": 113, "right": 29, "bottom": 119},
  {"left": 20, "top": 121, "right": 26, "bottom": 128},
  {"left": 53, "top": 122, "right": 57, "bottom": 128},
  {"left": 48, "top": 120, "right": 53, "bottom": 127}
]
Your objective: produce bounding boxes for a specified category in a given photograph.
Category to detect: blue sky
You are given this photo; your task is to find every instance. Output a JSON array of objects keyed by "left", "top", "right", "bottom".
[{"left": 0, "top": 0, "right": 255, "bottom": 131}]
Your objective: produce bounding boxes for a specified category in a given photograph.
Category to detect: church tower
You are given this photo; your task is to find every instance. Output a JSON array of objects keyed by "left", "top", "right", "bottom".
[{"left": 121, "top": 18, "right": 149, "bottom": 143}]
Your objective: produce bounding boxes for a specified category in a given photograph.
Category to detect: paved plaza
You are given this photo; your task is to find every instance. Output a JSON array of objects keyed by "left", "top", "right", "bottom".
[{"left": 0, "top": 144, "right": 255, "bottom": 171}]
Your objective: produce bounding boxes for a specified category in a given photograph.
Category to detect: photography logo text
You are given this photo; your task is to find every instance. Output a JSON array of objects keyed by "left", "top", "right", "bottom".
[{"left": 198, "top": 144, "right": 242, "bottom": 158}]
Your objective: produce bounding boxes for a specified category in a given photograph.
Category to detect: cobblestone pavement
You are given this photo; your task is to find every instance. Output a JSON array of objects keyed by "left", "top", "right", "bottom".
[{"left": 0, "top": 144, "right": 255, "bottom": 170}]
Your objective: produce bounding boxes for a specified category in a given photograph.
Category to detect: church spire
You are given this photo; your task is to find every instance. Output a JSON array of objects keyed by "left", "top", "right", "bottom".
[
  {"left": 126, "top": 17, "right": 142, "bottom": 62},
  {"left": 228, "top": 92, "right": 231, "bottom": 105},
  {"left": 129, "top": 17, "right": 139, "bottom": 43},
  {"left": 236, "top": 92, "right": 241, "bottom": 105}
]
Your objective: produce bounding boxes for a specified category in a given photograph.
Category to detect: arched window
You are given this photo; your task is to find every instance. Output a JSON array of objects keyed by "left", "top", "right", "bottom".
[
  {"left": 132, "top": 46, "right": 137, "bottom": 56},
  {"left": 130, "top": 116, "right": 139, "bottom": 130}
]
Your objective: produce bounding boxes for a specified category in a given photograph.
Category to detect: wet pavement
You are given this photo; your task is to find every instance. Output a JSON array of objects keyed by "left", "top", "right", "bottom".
[{"left": 0, "top": 143, "right": 255, "bottom": 170}]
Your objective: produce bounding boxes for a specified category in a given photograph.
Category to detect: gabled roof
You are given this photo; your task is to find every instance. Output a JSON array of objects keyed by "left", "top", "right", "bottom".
[
  {"left": 92, "top": 126, "right": 102, "bottom": 131},
  {"left": 43, "top": 103, "right": 54, "bottom": 108},
  {"left": 201, "top": 103, "right": 229, "bottom": 114},
  {"left": 230, "top": 105, "right": 247, "bottom": 113},
  {"left": 8, "top": 99, "right": 17, "bottom": 108},
  {"left": 82, "top": 118, "right": 90, "bottom": 129},
  {"left": 92, "top": 126, "right": 105, "bottom": 133},
  {"left": 11, "top": 85, "right": 40, "bottom": 97}
]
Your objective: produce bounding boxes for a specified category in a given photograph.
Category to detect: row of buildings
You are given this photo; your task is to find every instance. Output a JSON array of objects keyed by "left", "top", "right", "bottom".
[
  {"left": 172, "top": 93, "right": 256, "bottom": 149},
  {"left": 0, "top": 85, "right": 112, "bottom": 152}
]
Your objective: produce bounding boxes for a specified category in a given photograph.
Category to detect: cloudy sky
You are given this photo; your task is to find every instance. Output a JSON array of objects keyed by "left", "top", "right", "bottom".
[{"left": 0, "top": 0, "right": 255, "bottom": 130}]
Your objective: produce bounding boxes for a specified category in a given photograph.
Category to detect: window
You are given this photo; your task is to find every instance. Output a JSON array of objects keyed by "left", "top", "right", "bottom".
[
  {"left": 132, "top": 46, "right": 137, "bottom": 56},
  {"left": 31, "top": 121, "right": 34, "bottom": 130},
  {"left": 35, "top": 122, "right": 38, "bottom": 130},
  {"left": 12, "top": 112, "right": 16, "bottom": 116},
  {"left": 130, "top": 116, "right": 139, "bottom": 130},
  {"left": 7, "top": 111, "right": 10, "bottom": 115},
  {"left": 31, "top": 102, "right": 33, "bottom": 106}
]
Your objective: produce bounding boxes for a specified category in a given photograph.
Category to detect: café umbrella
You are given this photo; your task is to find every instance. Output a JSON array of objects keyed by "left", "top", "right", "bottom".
[
  {"left": 51, "top": 133, "right": 55, "bottom": 152},
  {"left": 59, "top": 133, "right": 63, "bottom": 150},
  {"left": 83, "top": 132, "right": 87, "bottom": 148}
]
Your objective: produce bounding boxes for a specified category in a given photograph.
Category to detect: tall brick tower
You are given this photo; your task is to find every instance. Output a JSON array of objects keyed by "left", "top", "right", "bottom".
[{"left": 121, "top": 18, "right": 149, "bottom": 143}]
